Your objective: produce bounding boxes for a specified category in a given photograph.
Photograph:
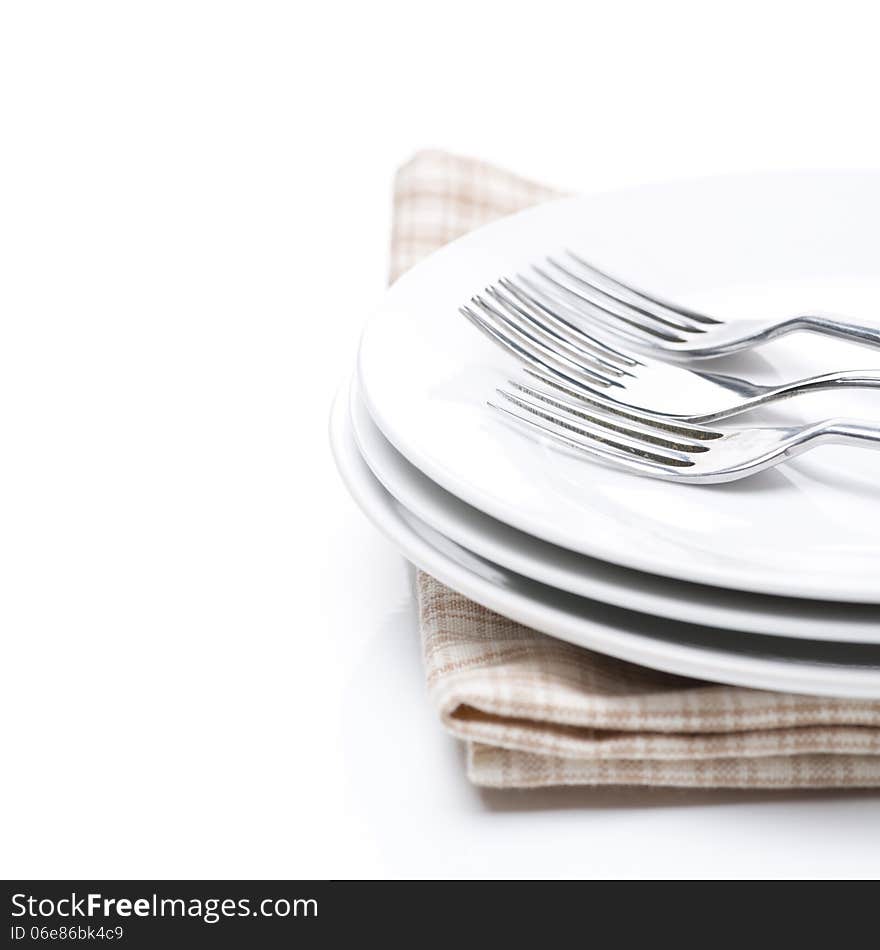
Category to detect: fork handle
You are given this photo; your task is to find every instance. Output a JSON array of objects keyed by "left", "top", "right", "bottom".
[
  {"left": 691, "top": 370, "right": 880, "bottom": 422},
  {"left": 765, "top": 370, "right": 880, "bottom": 403},
  {"left": 787, "top": 314, "right": 880, "bottom": 350},
  {"left": 809, "top": 419, "right": 880, "bottom": 450}
]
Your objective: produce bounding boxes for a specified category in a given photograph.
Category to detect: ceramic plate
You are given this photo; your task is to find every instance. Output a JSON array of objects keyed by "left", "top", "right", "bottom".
[
  {"left": 349, "top": 378, "right": 880, "bottom": 643},
  {"left": 358, "top": 172, "right": 880, "bottom": 601},
  {"left": 332, "top": 381, "right": 880, "bottom": 697}
]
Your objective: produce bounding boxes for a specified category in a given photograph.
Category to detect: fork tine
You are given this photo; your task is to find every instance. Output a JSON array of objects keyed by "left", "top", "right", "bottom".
[
  {"left": 484, "top": 284, "right": 629, "bottom": 379},
  {"left": 490, "top": 399, "right": 671, "bottom": 475},
  {"left": 516, "top": 271, "right": 662, "bottom": 349},
  {"left": 518, "top": 368, "right": 723, "bottom": 441},
  {"left": 536, "top": 263, "right": 695, "bottom": 343},
  {"left": 547, "top": 256, "right": 710, "bottom": 335},
  {"left": 506, "top": 381, "right": 710, "bottom": 453},
  {"left": 459, "top": 305, "right": 613, "bottom": 393},
  {"left": 460, "top": 304, "right": 571, "bottom": 379},
  {"left": 470, "top": 294, "right": 621, "bottom": 390},
  {"left": 509, "top": 377, "right": 719, "bottom": 446},
  {"left": 497, "top": 278, "right": 641, "bottom": 370},
  {"left": 490, "top": 390, "right": 695, "bottom": 470},
  {"left": 529, "top": 266, "right": 680, "bottom": 345},
  {"left": 564, "top": 250, "right": 722, "bottom": 327}
]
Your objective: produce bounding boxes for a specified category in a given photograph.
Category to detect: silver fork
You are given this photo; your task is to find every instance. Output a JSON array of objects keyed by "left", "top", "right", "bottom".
[
  {"left": 490, "top": 376, "right": 880, "bottom": 484},
  {"left": 459, "top": 279, "right": 880, "bottom": 423},
  {"left": 523, "top": 250, "right": 880, "bottom": 360}
]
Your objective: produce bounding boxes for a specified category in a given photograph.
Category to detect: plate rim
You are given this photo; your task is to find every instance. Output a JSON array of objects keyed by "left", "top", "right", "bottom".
[
  {"left": 349, "top": 377, "right": 880, "bottom": 644},
  {"left": 331, "top": 378, "right": 880, "bottom": 698}
]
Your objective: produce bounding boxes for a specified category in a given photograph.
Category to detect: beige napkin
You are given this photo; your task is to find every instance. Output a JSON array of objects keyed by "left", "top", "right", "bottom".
[{"left": 390, "top": 150, "right": 880, "bottom": 789}]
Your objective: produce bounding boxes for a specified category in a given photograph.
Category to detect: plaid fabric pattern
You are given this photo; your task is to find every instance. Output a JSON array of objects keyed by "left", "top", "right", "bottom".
[{"left": 389, "top": 150, "right": 880, "bottom": 789}]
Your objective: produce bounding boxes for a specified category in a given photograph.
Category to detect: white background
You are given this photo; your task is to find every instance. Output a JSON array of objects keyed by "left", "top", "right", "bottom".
[{"left": 3, "top": 1, "right": 880, "bottom": 879}]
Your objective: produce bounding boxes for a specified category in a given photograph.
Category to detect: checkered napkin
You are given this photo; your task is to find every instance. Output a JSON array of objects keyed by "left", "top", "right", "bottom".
[{"left": 390, "top": 150, "right": 880, "bottom": 789}]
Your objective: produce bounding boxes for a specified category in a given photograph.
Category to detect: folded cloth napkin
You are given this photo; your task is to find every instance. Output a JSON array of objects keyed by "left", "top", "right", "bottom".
[{"left": 390, "top": 150, "right": 880, "bottom": 789}]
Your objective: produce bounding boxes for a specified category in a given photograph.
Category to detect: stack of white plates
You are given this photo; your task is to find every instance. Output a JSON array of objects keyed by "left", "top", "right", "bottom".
[{"left": 331, "top": 172, "right": 880, "bottom": 698}]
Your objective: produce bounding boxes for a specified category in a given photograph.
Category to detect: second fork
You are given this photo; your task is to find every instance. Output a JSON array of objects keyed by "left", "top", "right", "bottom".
[{"left": 461, "top": 278, "right": 880, "bottom": 423}]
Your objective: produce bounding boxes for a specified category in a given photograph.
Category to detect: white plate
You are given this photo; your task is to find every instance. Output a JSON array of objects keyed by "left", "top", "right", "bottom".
[
  {"left": 349, "top": 379, "right": 880, "bottom": 643},
  {"left": 358, "top": 172, "right": 880, "bottom": 601},
  {"left": 331, "top": 381, "right": 880, "bottom": 697}
]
